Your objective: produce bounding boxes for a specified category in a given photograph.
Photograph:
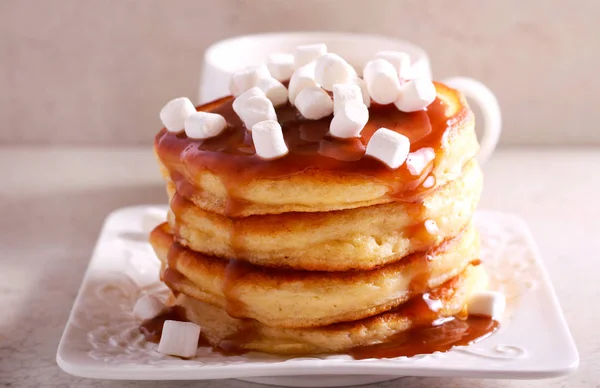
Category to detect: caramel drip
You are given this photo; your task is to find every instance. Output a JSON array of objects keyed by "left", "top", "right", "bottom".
[
  {"left": 155, "top": 85, "right": 457, "bottom": 216},
  {"left": 349, "top": 315, "right": 498, "bottom": 359}
]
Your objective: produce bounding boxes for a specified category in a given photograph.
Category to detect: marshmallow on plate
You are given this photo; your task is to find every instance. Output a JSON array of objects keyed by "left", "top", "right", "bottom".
[
  {"left": 332, "top": 84, "right": 363, "bottom": 115},
  {"left": 157, "top": 320, "right": 201, "bottom": 359},
  {"left": 394, "top": 78, "right": 436, "bottom": 112},
  {"left": 467, "top": 291, "right": 506, "bottom": 320},
  {"left": 314, "top": 53, "right": 352, "bottom": 91},
  {"left": 229, "top": 65, "right": 271, "bottom": 97},
  {"left": 252, "top": 120, "right": 288, "bottom": 159},
  {"left": 376, "top": 51, "right": 412, "bottom": 79},
  {"left": 266, "top": 53, "right": 295, "bottom": 81},
  {"left": 330, "top": 100, "right": 369, "bottom": 138},
  {"left": 406, "top": 147, "right": 435, "bottom": 176},
  {"left": 256, "top": 77, "right": 288, "bottom": 107},
  {"left": 239, "top": 95, "right": 277, "bottom": 129},
  {"left": 132, "top": 294, "right": 167, "bottom": 321},
  {"left": 295, "top": 86, "right": 334, "bottom": 120},
  {"left": 363, "top": 59, "right": 402, "bottom": 105},
  {"left": 288, "top": 62, "right": 318, "bottom": 105},
  {"left": 365, "top": 127, "right": 411, "bottom": 169},
  {"left": 348, "top": 77, "right": 371, "bottom": 107},
  {"left": 232, "top": 87, "right": 265, "bottom": 117},
  {"left": 295, "top": 43, "right": 327, "bottom": 67},
  {"left": 160, "top": 97, "right": 196, "bottom": 132},
  {"left": 184, "top": 111, "right": 227, "bottom": 139}
]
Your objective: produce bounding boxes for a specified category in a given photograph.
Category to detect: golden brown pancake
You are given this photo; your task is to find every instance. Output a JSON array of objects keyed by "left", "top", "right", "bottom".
[
  {"left": 174, "top": 264, "right": 488, "bottom": 355},
  {"left": 154, "top": 82, "right": 477, "bottom": 216},
  {"left": 149, "top": 222, "right": 480, "bottom": 328},
  {"left": 167, "top": 159, "right": 481, "bottom": 271}
]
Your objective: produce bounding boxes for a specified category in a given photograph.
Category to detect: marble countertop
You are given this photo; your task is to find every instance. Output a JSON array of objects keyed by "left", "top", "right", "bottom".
[{"left": 1, "top": 147, "right": 598, "bottom": 388}]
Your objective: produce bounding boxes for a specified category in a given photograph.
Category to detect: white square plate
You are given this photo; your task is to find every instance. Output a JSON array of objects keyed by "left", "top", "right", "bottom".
[{"left": 56, "top": 207, "right": 578, "bottom": 387}]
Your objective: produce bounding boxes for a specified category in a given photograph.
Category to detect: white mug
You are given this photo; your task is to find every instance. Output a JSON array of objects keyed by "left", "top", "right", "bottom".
[{"left": 201, "top": 32, "right": 501, "bottom": 163}]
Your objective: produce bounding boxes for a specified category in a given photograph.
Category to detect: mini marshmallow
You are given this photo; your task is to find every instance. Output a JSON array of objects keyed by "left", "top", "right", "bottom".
[
  {"left": 467, "top": 291, "right": 506, "bottom": 320},
  {"left": 240, "top": 95, "right": 277, "bottom": 129},
  {"left": 252, "top": 120, "right": 288, "bottom": 159},
  {"left": 157, "top": 320, "right": 201, "bottom": 359},
  {"left": 349, "top": 77, "right": 371, "bottom": 107},
  {"left": 159, "top": 97, "right": 196, "bottom": 132},
  {"left": 406, "top": 147, "right": 435, "bottom": 175},
  {"left": 133, "top": 294, "right": 167, "bottom": 321},
  {"left": 363, "top": 59, "right": 402, "bottom": 105},
  {"left": 295, "top": 43, "right": 327, "bottom": 67},
  {"left": 232, "top": 87, "right": 265, "bottom": 117},
  {"left": 424, "top": 219, "right": 439, "bottom": 235},
  {"left": 422, "top": 175, "right": 435, "bottom": 189},
  {"left": 329, "top": 100, "right": 369, "bottom": 138},
  {"left": 184, "top": 111, "right": 227, "bottom": 139},
  {"left": 314, "top": 53, "right": 352, "bottom": 91},
  {"left": 376, "top": 51, "right": 412, "bottom": 79},
  {"left": 332, "top": 84, "right": 363, "bottom": 116},
  {"left": 256, "top": 77, "right": 288, "bottom": 107},
  {"left": 229, "top": 65, "right": 271, "bottom": 97},
  {"left": 394, "top": 78, "right": 437, "bottom": 112},
  {"left": 295, "top": 86, "right": 334, "bottom": 120},
  {"left": 266, "top": 53, "right": 295, "bottom": 81},
  {"left": 365, "top": 127, "right": 410, "bottom": 169},
  {"left": 288, "top": 62, "right": 318, "bottom": 105}
]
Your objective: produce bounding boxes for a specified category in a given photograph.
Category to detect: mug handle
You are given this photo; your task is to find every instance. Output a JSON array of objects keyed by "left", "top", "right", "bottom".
[{"left": 441, "top": 77, "right": 501, "bottom": 164}]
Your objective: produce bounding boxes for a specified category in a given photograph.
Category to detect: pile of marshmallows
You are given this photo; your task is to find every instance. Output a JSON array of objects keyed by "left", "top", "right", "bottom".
[{"left": 159, "top": 43, "right": 438, "bottom": 169}]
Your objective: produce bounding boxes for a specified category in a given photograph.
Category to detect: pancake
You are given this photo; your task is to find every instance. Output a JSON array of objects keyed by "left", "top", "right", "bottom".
[
  {"left": 154, "top": 82, "right": 478, "bottom": 217},
  {"left": 174, "top": 264, "right": 488, "bottom": 355},
  {"left": 149, "top": 222, "right": 480, "bottom": 328},
  {"left": 167, "top": 158, "right": 481, "bottom": 271}
]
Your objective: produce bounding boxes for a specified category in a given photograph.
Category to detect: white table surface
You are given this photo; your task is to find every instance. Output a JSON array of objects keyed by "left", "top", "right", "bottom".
[{"left": 1, "top": 147, "right": 598, "bottom": 388}]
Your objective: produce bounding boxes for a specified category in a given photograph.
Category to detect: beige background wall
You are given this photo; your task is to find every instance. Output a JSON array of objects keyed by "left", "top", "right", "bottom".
[{"left": 1, "top": 0, "right": 598, "bottom": 146}]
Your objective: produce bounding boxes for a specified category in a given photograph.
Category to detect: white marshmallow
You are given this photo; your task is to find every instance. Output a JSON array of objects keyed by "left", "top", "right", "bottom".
[
  {"left": 256, "top": 77, "right": 288, "bottom": 107},
  {"left": 314, "top": 53, "right": 352, "bottom": 91},
  {"left": 394, "top": 78, "right": 437, "bottom": 112},
  {"left": 229, "top": 65, "right": 271, "bottom": 97},
  {"left": 159, "top": 97, "right": 196, "bottom": 132},
  {"left": 349, "top": 77, "right": 371, "bottom": 107},
  {"left": 133, "top": 294, "right": 167, "bottom": 321},
  {"left": 295, "top": 86, "right": 334, "bottom": 120},
  {"left": 295, "top": 43, "right": 327, "bottom": 67},
  {"left": 332, "top": 84, "right": 363, "bottom": 116},
  {"left": 422, "top": 175, "right": 435, "bottom": 188},
  {"left": 424, "top": 219, "right": 439, "bottom": 235},
  {"left": 406, "top": 147, "right": 435, "bottom": 175},
  {"left": 251, "top": 120, "right": 288, "bottom": 159},
  {"left": 376, "top": 51, "right": 412, "bottom": 79},
  {"left": 363, "top": 59, "right": 401, "bottom": 105},
  {"left": 467, "top": 291, "right": 506, "bottom": 320},
  {"left": 232, "top": 87, "right": 265, "bottom": 118},
  {"left": 157, "top": 320, "right": 201, "bottom": 359},
  {"left": 184, "top": 111, "right": 227, "bottom": 139},
  {"left": 365, "top": 127, "right": 411, "bottom": 169},
  {"left": 288, "top": 62, "right": 318, "bottom": 105},
  {"left": 329, "top": 100, "right": 369, "bottom": 138},
  {"left": 240, "top": 95, "right": 277, "bottom": 129},
  {"left": 266, "top": 53, "right": 295, "bottom": 81}
]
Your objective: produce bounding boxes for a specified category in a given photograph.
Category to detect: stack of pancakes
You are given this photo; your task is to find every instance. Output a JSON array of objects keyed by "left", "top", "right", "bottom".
[{"left": 150, "top": 82, "right": 487, "bottom": 355}]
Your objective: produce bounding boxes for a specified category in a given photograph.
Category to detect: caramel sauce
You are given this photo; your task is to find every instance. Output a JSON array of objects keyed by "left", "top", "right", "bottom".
[
  {"left": 349, "top": 316, "right": 498, "bottom": 359},
  {"left": 139, "top": 294, "right": 497, "bottom": 359},
  {"left": 155, "top": 83, "right": 463, "bottom": 216}
]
